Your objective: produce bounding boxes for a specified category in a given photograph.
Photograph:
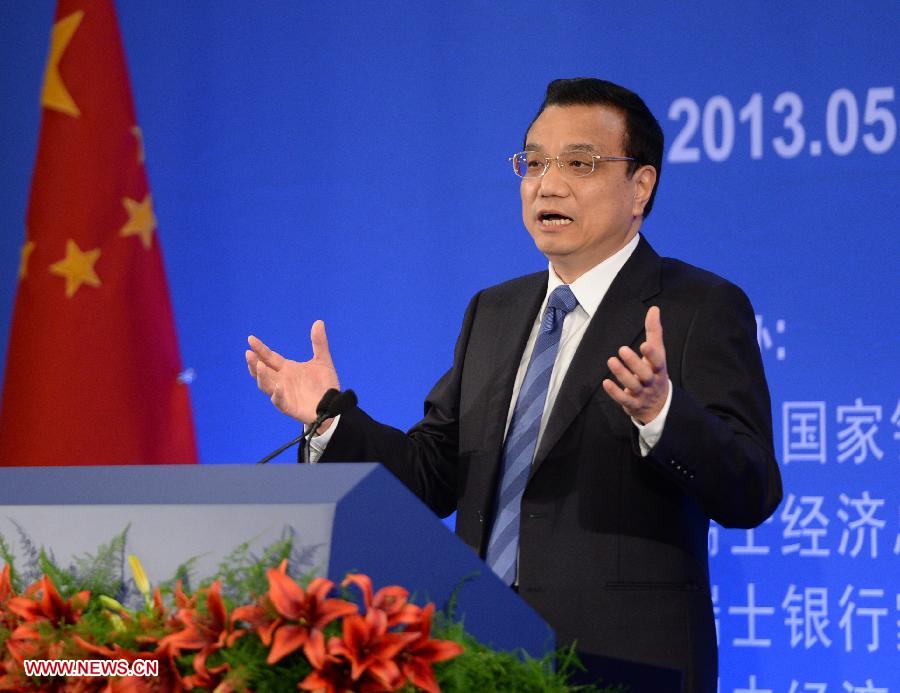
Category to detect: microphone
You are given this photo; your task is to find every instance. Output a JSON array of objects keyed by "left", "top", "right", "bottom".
[
  {"left": 255, "top": 388, "right": 354, "bottom": 465},
  {"left": 328, "top": 389, "right": 358, "bottom": 417},
  {"left": 305, "top": 387, "right": 342, "bottom": 440},
  {"left": 295, "top": 388, "right": 358, "bottom": 463}
]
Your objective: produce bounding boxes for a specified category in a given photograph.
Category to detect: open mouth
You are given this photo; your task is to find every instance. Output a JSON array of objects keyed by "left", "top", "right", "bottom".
[{"left": 539, "top": 212, "right": 574, "bottom": 226}]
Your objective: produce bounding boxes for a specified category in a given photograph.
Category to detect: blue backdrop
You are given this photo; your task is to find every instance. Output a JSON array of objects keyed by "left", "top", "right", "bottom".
[{"left": 1, "top": 2, "right": 898, "bottom": 689}]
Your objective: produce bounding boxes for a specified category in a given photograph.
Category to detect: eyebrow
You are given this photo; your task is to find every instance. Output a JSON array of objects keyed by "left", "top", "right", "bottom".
[{"left": 523, "top": 142, "right": 597, "bottom": 152}]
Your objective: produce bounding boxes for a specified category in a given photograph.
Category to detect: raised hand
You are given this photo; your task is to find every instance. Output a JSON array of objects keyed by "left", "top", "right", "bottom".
[
  {"left": 245, "top": 320, "right": 340, "bottom": 425},
  {"left": 602, "top": 306, "right": 669, "bottom": 425}
]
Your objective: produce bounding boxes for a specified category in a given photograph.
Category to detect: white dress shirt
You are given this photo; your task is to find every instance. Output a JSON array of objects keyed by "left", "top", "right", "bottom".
[
  {"left": 502, "top": 233, "right": 671, "bottom": 457},
  {"left": 310, "top": 232, "right": 672, "bottom": 462}
]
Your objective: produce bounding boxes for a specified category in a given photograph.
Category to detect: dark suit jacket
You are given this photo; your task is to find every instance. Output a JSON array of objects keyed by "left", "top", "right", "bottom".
[{"left": 322, "top": 237, "right": 782, "bottom": 692}]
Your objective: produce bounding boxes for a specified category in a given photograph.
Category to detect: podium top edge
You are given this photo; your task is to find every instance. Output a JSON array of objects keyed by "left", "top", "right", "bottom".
[{"left": 0, "top": 463, "right": 380, "bottom": 505}]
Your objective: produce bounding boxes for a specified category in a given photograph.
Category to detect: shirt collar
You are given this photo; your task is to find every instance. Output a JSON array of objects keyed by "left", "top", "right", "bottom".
[{"left": 546, "top": 233, "right": 641, "bottom": 319}]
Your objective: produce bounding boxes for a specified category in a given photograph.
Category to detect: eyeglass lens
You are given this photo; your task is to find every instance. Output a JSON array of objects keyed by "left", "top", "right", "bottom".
[{"left": 513, "top": 151, "right": 597, "bottom": 178}]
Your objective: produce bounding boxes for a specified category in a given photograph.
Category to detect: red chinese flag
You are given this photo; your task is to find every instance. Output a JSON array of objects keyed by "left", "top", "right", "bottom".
[{"left": 0, "top": 0, "right": 198, "bottom": 465}]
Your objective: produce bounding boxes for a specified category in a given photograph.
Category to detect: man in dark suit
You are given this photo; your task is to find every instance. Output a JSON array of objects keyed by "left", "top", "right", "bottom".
[{"left": 246, "top": 78, "right": 782, "bottom": 692}]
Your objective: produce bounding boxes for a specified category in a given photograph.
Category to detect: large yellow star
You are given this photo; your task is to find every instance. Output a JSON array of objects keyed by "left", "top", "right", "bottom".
[
  {"left": 119, "top": 194, "right": 156, "bottom": 249},
  {"left": 49, "top": 239, "right": 101, "bottom": 298},
  {"left": 41, "top": 10, "right": 84, "bottom": 117},
  {"left": 18, "top": 241, "right": 36, "bottom": 281}
]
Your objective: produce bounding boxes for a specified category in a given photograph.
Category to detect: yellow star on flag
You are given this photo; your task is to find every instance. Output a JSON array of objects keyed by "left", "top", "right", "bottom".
[
  {"left": 41, "top": 10, "right": 84, "bottom": 117},
  {"left": 18, "top": 241, "right": 36, "bottom": 281},
  {"left": 119, "top": 194, "right": 156, "bottom": 249},
  {"left": 49, "top": 239, "right": 102, "bottom": 298}
]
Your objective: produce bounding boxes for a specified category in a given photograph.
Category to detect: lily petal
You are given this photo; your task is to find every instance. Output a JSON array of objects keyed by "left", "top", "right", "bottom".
[
  {"left": 404, "top": 658, "right": 441, "bottom": 693},
  {"left": 372, "top": 585, "right": 409, "bottom": 612},
  {"left": 39, "top": 575, "right": 67, "bottom": 622},
  {"left": 314, "top": 597, "right": 359, "bottom": 629},
  {"left": 413, "top": 638, "right": 464, "bottom": 662},
  {"left": 341, "top": 573, "right": 373, "bottom": 609},
  {"left": 0, "top": 564, "right": 13, "bottom": 602},
  {"left": 206, "top": 581, "right": 227, "bottom": 630},
  {"left": 266, "top": 568, "right": 306, "bottom": 620},
  {"left": 266, "top": 623, "right": 309, "bottom": 664},
  {"left": 303, "top": 627, "right": 327, "bottom": 669}
]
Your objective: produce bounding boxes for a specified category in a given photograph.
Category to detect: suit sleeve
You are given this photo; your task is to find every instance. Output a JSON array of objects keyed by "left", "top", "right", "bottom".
[
  {"left": 318, "top": 291, "right": 481, "bottom": 518},
  {"left": 643, "top": 280, "right": 783, "bottom": 528}
]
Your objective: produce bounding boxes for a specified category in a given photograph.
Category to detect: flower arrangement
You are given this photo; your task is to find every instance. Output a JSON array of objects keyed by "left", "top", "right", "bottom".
[{"left": 0, "top": 530, "right": 620, "bottom": 692}]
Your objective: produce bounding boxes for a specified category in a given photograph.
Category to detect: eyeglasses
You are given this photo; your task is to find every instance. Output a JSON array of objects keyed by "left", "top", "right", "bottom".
[{"left": 510, "top": 150, "right": 635, "bottom": 179}]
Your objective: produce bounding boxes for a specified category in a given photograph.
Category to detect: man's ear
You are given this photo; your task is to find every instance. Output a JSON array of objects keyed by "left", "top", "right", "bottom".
[{"left": 632, "top": 165, "right": 657, "bottom": 217}]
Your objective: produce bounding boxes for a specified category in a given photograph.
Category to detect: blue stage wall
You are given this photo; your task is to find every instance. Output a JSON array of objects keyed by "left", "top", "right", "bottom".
[{"left": 1, "top": 2, "right": 897, "bottom": 689}]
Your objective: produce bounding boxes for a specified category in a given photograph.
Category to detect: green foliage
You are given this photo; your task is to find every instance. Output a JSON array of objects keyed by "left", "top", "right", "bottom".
[
  {"left": 37, "top": 548, "right": 78, "bottom": 595},
  {"left": 213, "top": 530, "right": 295, "bottom": 602},
  {"left": 440, "top": 571, "right": 479, "bottom": 621},
  {"left": 33, "top": 528, "right": 129, "bottom": 602},
  {"left": 431, "top": 614, "right": 625, "bottom": 693},
  {"left": 71, "top": 526, "right": 128, "bottom": 599},
  {"left": 0, "top": 525, "right": 627, "bottom": 692},
  {"left": 157, "top": 554, "right": 200, "bottom": 595},
  {"left": 216, "top": 630, "right": 314, "bottom": 692},
  {"left": 10, "top": 519, "right": 42, "bottom": 586}
]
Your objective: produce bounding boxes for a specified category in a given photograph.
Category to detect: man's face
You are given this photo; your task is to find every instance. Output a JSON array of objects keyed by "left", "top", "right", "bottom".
[{"left": 520, "top": 104, "right": 655, "bottom": 283}]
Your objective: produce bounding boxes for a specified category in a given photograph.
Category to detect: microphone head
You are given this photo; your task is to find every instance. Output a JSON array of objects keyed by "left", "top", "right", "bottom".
[
  {"left": 316, "top": 388, "right": 340, "bottom": 416},
  {"left": 328, "top": 389, "right": 358, "bottom": 417}
]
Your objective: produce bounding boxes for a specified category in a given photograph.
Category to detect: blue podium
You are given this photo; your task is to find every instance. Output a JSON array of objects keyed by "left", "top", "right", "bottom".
[{"left": 0, "top": 463, "right": 552, "bottom": 658}]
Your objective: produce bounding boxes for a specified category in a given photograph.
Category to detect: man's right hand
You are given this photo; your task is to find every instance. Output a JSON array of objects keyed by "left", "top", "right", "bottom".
[{"left": 245, "top": 320, "right": 340, "bottom": 427}]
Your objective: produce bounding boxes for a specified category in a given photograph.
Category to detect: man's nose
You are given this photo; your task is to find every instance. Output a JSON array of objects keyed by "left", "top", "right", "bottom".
[{"left": 539, "top": 160, "right": 569, "bottom": 196}]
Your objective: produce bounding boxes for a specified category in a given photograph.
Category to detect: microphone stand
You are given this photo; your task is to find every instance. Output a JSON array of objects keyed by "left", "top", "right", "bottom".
[
  {"left": 256, "top": 433, "right": 305, "bottom": 465},
  {"left": 255, "top": 388, "right": 339, "bottom": 465}
]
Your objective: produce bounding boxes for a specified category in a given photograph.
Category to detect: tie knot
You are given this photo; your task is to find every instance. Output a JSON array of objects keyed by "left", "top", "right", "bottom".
[{"left": 541, "top": 285, "right": 578, "bottom": 334}]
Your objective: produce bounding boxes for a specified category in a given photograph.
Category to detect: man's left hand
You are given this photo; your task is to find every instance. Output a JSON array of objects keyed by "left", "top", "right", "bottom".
[{"left": 602, "top": 306, "right": 669, "bottom": 425}]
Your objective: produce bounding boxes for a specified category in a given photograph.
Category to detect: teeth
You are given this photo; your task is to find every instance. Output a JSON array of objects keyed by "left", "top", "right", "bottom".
[{"left": 541, "top": 217, "right": 573, "bottom": 226}]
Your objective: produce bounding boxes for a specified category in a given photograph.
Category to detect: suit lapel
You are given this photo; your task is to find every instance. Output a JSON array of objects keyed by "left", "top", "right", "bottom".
[
  {"left": 532, "top": 237, "right": 662, "bottom": 472},
  {"left": 480, "top": 273, "right": 548, "bottom": 457}
]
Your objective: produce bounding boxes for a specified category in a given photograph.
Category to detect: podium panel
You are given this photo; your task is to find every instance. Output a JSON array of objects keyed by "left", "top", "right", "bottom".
[{"left": 0, "top": 463, "right": 552, "bottom": 657}]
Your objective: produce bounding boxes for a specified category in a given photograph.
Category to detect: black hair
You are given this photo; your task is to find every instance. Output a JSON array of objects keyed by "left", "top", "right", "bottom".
[{"left": 526, "top": 78, "right": 664, "bottom": 218}]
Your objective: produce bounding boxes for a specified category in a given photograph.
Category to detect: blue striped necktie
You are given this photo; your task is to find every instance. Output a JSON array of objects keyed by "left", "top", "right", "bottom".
[{"left": 485, "top": 284, "right": 579, "bottom": 586}]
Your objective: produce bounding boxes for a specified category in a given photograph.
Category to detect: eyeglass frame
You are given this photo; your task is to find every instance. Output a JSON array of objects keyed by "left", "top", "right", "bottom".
[{"left": 509, "top": 150, "right": 636, "bottom": 179}]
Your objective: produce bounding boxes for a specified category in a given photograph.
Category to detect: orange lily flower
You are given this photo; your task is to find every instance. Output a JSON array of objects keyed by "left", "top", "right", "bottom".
[
  {"left": 4, "top": 623, "right": 43, "bottom": 664},
  {"left": 298, "top": 629, "right": 408, "bottom": 693},
  {"left": 172, "top": 580, "right": 197, "bottom": 610},
  {"left": 327, "top": 608, "right": 419, "bottom": 690},
  {"left": 7, "top": 574, "right": 89, "bottom": 628},
  {"left": 341, "top": 573, "right": 420, "bottom": 627},
  {"left": 158, "top": 580, "right": 237, "bottom": 689},
  {"left": 229, "top": 598, "right": 280, "bottom": 650},
  {"left": 160, "top": 580, "right": 229, "bottom": 650},
  {"left": 396, "top": 603, "right": 463, "bottom": 693},
  {"left": 3, "top": 574, "right": 90, "bottom": 678},
  {"left": 297, "top": 643, "right": 355, "bottom": 693},
  {"left": 236, "top": 563, "right": 357, "bottom": 666},
  {"left": 228, "top": 559, "right": 288, "bottom": 648}
]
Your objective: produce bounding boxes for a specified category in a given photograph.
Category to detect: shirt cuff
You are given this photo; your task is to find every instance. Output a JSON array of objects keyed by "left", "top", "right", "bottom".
[
  {"left": 632, "top": 379, "right": 673, "bottom": 457},
  {"left": 307, "top": 414, "right": 341, "bottom": 464}
]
